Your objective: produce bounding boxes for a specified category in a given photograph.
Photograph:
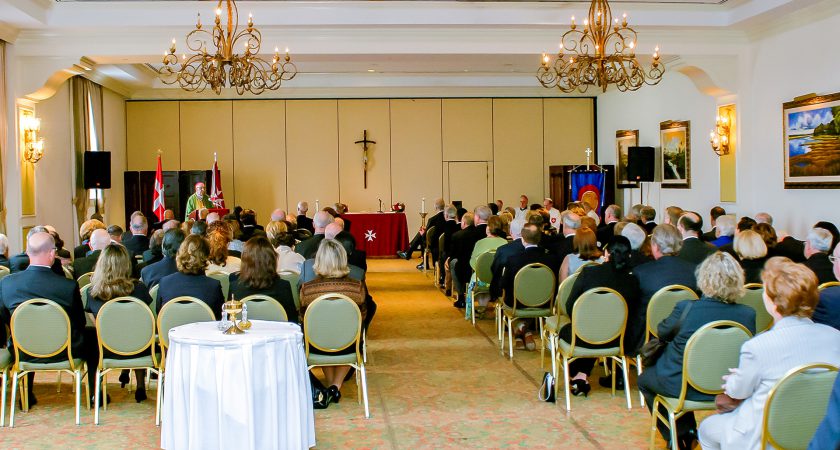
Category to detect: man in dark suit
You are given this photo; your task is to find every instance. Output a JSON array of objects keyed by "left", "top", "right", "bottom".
[
  {"left": 9, "top": 226, "right": 65, "bottom": 276},
  {"left": 677, "top": 212, "right": 716, "bottom": 266},
  {"left": 596, "top": 204, "right": 622, "bottom": 247},
  {"left": 296, "top": 201, "right": 314, "bottom": 233},
  {"left": 122, "top": 214, "right": 151, "bottom": 257},
  {"left": 151, "top": 209, "right": 175, "bottom": 231},
  {"left": 640, "top": 206, "right": 657, "bottom": 235},
  {"left": 140, "top": 229, "right": 185, "bottom": 289},
  {"left": 546, "top": 211, "right": 579, "bottom": 261},
  {"left": 814, "top": 244, "right": 840, "bottom": 330},
  {"left": 0, "top": 231, "right": 97, "bottom": 406},
  {"left": 702, "top": 206, "right": 726, "bottom": 242},
  {"left": 0, "top": 233, "right": 9, "bottom": 268},
  {"left": 295, "top": 211, "right": 332, "bottom": 260},
  {"left": 631, "top": 224, "right": 699, "bottom": 354},
  {"left": 489, "top": 219, "right": 526, "bottom": 300},
  {"left": 774, "top": 235, "right": 806, "bottom": 262},
  {"left": 500, "top": 224, "right": 560, "bottom": 307},
  {"left": 621, "top": 222, "right": 653, "bottom": 268},
  {"left": 436, "top": 206, "right": 463, "bottom": 288},
  {"left": 239, "top": 209, "right": 266, "bottom": 242},
  {"left": 803, "top": 227, "right": 838, "bottom": 284},
  {"left": 325, "top": 223, "right": 366, "bottom": 271},
  {"left": 72, "top": 229, "right": 111, "bottom": 277},
  {"left": 398, "top": 198, "right": 446, "bottom": 262},
  {"left": 141, "top": 229, "right": 165, "bottom": 266},
  {"left": 450, "top": 205, "right": 491, "bottom": 307}
]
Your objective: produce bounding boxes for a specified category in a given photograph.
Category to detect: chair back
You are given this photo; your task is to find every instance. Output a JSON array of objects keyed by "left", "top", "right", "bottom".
[
  {"left": 513, "top": 263, "right": 555, "bottom": 309},
  {"left": 96, "top": 297, "right": 157, "bottom": 364},
  {"left": 303, "top": 294, "right": 361, "bottom": 355},
  {"left": 424, "top": 226, "right": 436, "bottom": 248},
  {"left": 77, "top": 271, "right": 94, "bottom": 288},
  {"left": 206, "top": 271, "right": 230, "bottom": 300},
  {"left": 555, "top": 271, "right": 580, "bottom": 316},
  {"left": 279, "top": 271, "right": 301, "bottom": 309},
  {"left": 762, "top": 363, "right": 839, "bottom": 450},
  {"left": 62, "top": 265, "right": 74, "bottom": 280},
  {"left": 647, "top": 285, "right": 698, "bottom": 340},
  {"left": 819, "top": 281, "right": 840, "bottom": 291},
  {"left": 474, "top": 250, "right": 495, "bottom": 284},
  {"left": 156, "top": 296, "right": 215, "bottom": 349},
  {"left": 10, "top": 298, "right": 73, "bottom": 361},
  {"left": 570, "top": 288, "right": 627, "bottom": 348},
  {"left": 0, "top": 265, "right": 10, "bottom": 280},
  {"left": 148, "top": 284, "right": 160, "bottom": 304},
  {"left": 737, "top": 283, "right": 773, "bottom": 333},
  {"left": 80, "top": 283, "right": 92, "bottom": 309},
  {"left": 438, "top": 232, "right": 446, "bottom": 256},
  {"left": 242, "top": 294, "right": 288, "bottom": 321},
  {"left": 575, "top": 260, "right": 599, "bottom": 273},
  {"left": 681, "top": 320, "right": 752, "bottom": 405}
]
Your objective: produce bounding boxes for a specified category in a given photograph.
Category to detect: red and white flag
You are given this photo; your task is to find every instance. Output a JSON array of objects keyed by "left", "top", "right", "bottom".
[
  {"left": 210, "top": 153, "right": 225, "bottom": 208},
  {"left": 152, "top": 154, "right": 166, "bottom": 221}
]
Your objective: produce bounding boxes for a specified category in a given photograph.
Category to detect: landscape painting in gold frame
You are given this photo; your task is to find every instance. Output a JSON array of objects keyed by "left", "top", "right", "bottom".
[
  {"left": 660, "top": 120, "right": 691, "bottom": 189},
  {"left": 616, "top": 130, "right": 639, "bottom": 188},
  {"left": 783, "top": 92, "right": 840, "bottom": 189}
]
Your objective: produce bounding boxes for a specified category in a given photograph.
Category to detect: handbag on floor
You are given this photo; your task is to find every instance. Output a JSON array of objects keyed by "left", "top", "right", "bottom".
[
  {"left": 310, "top": 372, "right": 331, "bottom": 409},
  {"left": 538, "top": 372, "right": 556, "bottom": 403},
  {"left": 639, "top": 302, "right": 694, "bottom": 367}
]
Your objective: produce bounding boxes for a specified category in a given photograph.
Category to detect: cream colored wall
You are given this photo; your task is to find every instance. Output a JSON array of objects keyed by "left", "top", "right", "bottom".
[
  {"left": 125, "top": 98, "right": 594, "bottom": 230},
  {"left": 103, "top": 87, "right": 126, "bottom": 228}
]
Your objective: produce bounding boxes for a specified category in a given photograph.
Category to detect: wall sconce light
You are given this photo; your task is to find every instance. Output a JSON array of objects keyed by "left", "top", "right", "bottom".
[
  {"left": 710, "top": 113, "right": 730, "bottom": 156},
  {"left": 21, "top": 115, "right": 45, "bottom": 163}
]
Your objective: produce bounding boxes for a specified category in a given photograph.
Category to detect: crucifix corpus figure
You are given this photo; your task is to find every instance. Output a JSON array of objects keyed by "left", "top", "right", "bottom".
[{"left": 355, "top": 130, "right": 376, "bottom": 189}]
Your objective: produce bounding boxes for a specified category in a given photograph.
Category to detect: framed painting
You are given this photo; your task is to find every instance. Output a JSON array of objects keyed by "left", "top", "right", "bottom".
[
  {"left": 783, "top": 92, "right": 840, "bottom": 188},
  {"left": 660, "top": 120, "right": 691, "bottom": 189},
  {"left": 616, "top": 130, "right": 639, "bottom": 188}
]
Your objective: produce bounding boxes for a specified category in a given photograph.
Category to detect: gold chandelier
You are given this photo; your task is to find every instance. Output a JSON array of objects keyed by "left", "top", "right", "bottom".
[
  {"left": 159, "top": 0, "right": 297, "bottom": 95},
  {"left": 537, "top": 0, "right": 664, "bottom": 93}
]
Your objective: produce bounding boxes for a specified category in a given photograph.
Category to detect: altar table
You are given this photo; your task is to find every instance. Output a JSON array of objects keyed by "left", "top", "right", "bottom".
[
  {"left": 161, "top": 320, "right": 315, "bottom": 450},
  {"left": 343, "top": 212, "right": 410, "bottom": 257}
]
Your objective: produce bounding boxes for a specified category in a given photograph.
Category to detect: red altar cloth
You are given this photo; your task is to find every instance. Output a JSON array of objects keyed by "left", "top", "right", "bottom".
[{"left": 343, "top": 212, "right": 410, "bottom": 258}]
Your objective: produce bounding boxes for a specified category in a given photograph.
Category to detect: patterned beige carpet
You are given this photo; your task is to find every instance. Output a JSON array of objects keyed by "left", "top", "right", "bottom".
[{"left": 0, "top": 259, "right": 678, "bottom": 448}]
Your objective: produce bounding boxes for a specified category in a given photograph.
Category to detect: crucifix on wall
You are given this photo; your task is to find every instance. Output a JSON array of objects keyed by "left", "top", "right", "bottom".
[{"left": 355, "top": 130, "right": 376, "bottom": 189}]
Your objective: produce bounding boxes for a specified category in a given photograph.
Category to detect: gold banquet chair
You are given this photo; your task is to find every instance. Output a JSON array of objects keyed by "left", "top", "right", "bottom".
[
  {"left": 819, "top": 281, "right": 840, "bottom": 291},
  {"left": 501, "top": 263, "right": 555, "bottom": 360},
  {"left": 9, "top": 299, "right": 90, "bottom": 427},
  {"left": 76, "top": 272, "right": 94, "bottom": 290},
  {"left": 303, "top": 293, "right": 369, "bottom": 418},
  {"left": 0, "top": 344, "right": 11, "bottom": 427},
  {"left": 206, "top": 271, "right": 230, "bottom": 300},
  {"left": 0, "top": 265, "right": 10, "bottom": 281},
  {"left": 241, "top": 294, "right": 289, "bottom": 322},
  {"left": 422, "top": 225, "right": 436, "bottom": 274},
  {"left": 542, "top": 270, "right": 580, "bottom": 371},
  {"left": 469, "top": 250, "right": 495, "bottom": 326},
  {"left": 738, "top": 284, "right": 773, "bottom": 333},
  {"left": 93, "top": 297, "right": 160, "bottom": 425},
  {"left": 279, "top": 271, "right": 301, "bottom": 310}
]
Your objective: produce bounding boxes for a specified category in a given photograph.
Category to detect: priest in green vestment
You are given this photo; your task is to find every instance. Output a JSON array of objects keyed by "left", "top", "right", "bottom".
[{"left": 184, "top": 182, "right": 210, "bottom": 220}]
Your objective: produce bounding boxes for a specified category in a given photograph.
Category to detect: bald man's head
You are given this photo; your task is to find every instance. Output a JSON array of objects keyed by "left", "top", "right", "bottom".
[
  {"left": 27, "top": 232, "right": 56, "bottom": 266},
  {"left": 89, "top": 228, "right": 111, "bottom": 251},
  {"left": 324, "top": 222, "right": 343, "bottom": 240}
]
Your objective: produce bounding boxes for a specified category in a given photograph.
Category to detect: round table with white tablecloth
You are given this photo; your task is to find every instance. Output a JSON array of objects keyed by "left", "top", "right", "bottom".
[{"left": 160, "top": 320, "right": 315, "bottom": 450}]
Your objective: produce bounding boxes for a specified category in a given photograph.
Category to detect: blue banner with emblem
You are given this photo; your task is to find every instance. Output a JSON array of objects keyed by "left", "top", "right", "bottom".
[{"left": 571, "top": 171, "right": 606, "bottom": 211}]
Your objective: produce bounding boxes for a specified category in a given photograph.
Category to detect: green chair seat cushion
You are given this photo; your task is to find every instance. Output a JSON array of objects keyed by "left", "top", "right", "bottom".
[
  {"left": 102, "top": 354, "right": 160, "bottom": 370},
  {"left": 0, "top": 348, "right": 11, "bottom": 368},
  {"left": 655, "top": 395, "right": 716, "bottom": 413},
  {"left": 557, "top": 339, "right": 620, "bottom": 357},
  {"left": 545, "top": 315, "right": 571, "bottom": 334},
  {"left": 19, "top": 358, "right": 84, "bottom": 371},
  {"left": 503, "top": 306, "right": 551, "bottom": 319},
  {"left": 307, "top": 353, "right": 358, "bottom": 366}
]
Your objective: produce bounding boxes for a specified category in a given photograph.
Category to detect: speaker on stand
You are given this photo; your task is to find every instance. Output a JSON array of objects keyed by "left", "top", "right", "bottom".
[
  {"left": 627, "top": 146, "right": 655, "bottom": 206},
  {"left": 84, "top": 151, "right": 111, "bottom": 217}
]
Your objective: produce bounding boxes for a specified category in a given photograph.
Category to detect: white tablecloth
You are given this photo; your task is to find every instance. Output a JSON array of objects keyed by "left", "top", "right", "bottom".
[{"left": 161, "top": 320, "right": 316, "bottom": 450}]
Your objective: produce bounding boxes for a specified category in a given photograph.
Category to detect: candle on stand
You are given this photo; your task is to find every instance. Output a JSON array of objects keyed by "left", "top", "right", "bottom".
[
  {"left": 315, "top": 199, "right": 320, "bottom": 211},
  {"left": 421, "top": 198, "right": 426, "bottom": 214}
]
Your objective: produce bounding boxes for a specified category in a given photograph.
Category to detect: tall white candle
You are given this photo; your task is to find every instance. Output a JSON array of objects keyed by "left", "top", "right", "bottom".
[
  {"left": 315, "top": 199, "right": 320, "bottom": 211},
  {"left": 421, "top": 197, "right": 426, "bottom": 214}
]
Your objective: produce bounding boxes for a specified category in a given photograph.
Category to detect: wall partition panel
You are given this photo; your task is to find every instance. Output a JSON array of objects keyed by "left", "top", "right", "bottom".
[
  {"left": 179, "top": 101, "right": 235, "bottom": 204},
  {"left": 338, "top": 100, "right": 392, "bottom": 213},
  {"left": 493, "top": 98, "right": 544, "bottom": 206},
  {"left": 126, "top": 101, "right": 181, "bottom": 171},
  {"left": 285, "top": 100, "right": 340, "bottom": 209},
  {"left": 543, "top": 98, "right": 595, "bottom": 195}
]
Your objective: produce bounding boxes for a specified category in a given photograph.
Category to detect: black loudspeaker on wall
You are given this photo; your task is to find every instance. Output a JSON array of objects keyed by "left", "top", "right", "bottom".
[
  {"left": 627, "top": 146, "right": 655, "bottom": 182},
  {"left": 84, "top": 151, "right": 112, "bottom": 189}
]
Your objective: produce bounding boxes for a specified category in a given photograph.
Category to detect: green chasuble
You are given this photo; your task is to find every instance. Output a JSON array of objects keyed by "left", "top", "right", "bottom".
[{"left": 184, "top": 193, "right": 211, "bottom": 220}]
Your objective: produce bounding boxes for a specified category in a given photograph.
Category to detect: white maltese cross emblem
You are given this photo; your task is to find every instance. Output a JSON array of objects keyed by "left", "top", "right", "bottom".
[{"left": 365, "top": 230, "right": 377, "bottom": 242}]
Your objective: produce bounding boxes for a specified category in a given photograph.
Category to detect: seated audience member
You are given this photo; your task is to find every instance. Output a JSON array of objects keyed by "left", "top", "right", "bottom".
[
  {"left": 734, "top": 230, "right": 768, "bottom": 284},
  {"left": 625, "top": 204, "right": 643, "bottom": 224},
  {"left": 270, "top": 209, "right": 287, "bottom": 222},
  {"left": 205, "top": 212, "right": 221, "bottom": 224},
  {"left": 597, "top": 204, "right": 622, "bottom": 246},
  {"left": 489, "top": 218, "right": 526, "bottom": 300},
  {"left": 141, "top": 229, "right": 165, "bottom": 266},
  {"left": 498, "top": 211, "right": 513, "bottom": 236},
  {"left": 229, "top": 236, "right": 297, "bottom": 322},
  {"left": 662, "top": 206, "right": 684, "bottom": 227},
  {"left": 107, "top": 225, "right": 124, "bottom": 243},
  {"left": 73, "top": 228, "right": 111, "bottom": 276},
  {"left": 639, "top": 252, "right": 756, "bottom": 449},
  {"left": 677, "top": 212, "right": 716, "bottom": 266},
  {"left": 710, "top": 215, "right": 736, "bottom": 248},
  {"left": 266, "top": 220, "right": 305, "bottom": 274},
  {"left": 300, "top": 239, "right": 369, "bottom": 403},
  {"left": 10, "top": 226, "right": 65, "bottom": 276},
  {"left": 0, "top": 233, "right": 8, "bottom": 268},
  {"left": 814, "top": 244, "right": 840, "bottom": 330},
  {"left": 703, "top": 206, "right": 727, "bottom": 242},
  {"left": 815, "top": 220, "right": 840, "bottom": 253},
  {"left": 752, "top": 222, "right": 779, "bottom": 258},
  {"left": 239, "top": 209, "right": 265, "bottom": 242},
  {"left": 754, "top": 212, "right": 772, "bottom": 225},
  {"left": 803, "top": 227, "right": 838, "bottom": 284},
  {"left": 45, "top": 226, "right": 72, "bottom": 267},
  {"left": 470, "top": 216, "right": 508, "bottom": 268},
  {"left": 296, "top": 211, "right": 333, "bottom": 260},
  {"left": 437, "top": 206, "right": 462, "bottom": 289},
  {"left": 774, "top": 231, "right": 806, "bottom": 262},
  {"left": 205, "top": 221, "right": 241, "bottom": 274},
  {"left": 190, "top": 220, "right": 207, "bottom": 237},
  {"left": 499, "top": 223, "right": 560, "bottom": 350},
  {"left": 579, "top": 216, "right": 597, "bottom": 234},
  {"left": 621, "top": 222, "right": 652, "bottom": 268},
  {"left": 181, "top": 219, "right": 194, "bottom": 236},
  {"left": 86, "top": 243, "right": 153, "bottom": 402},
  {"left": 0, "top": 231, "right": 98, "bottom": 406},
  {"left": 450, "top": 206, "right": 491, "bottom": 307},
  {"left": 332, "top": 217, "right": 358, "bottom": 254},
  {"left": 559, "top": 227, "right": 604, "bottom": 282},
  {"left": 157, "top": 234, "right": 224, "bottom": 317},
  {"left": 123, "top": 215, "right": 150, "bottom": 256},
  {"left": 719, "top": 217, "right": 758, "bottom": 256},
  {"left": 299, "top": 231, "right": 366, "bottom": 289},
  {"left": 560, "top": 235, "right": 640, "bottom": 396},
  {"left": 513, "top": 195, "right": 529, "bottom": 221},
  {"left": 152, "top": 209, "right": 175, "bottom": 231},
  {"left": 296, "top": 201, "right": 314, "bottom": 233},
  {"left": 630, "top": 224, "right": 698, "bottom": 356},
  {"left": 698, "top": 257, "right": 840, "bottom": 450},
  {"left": 225, "top": 218, "right": 245, "bottom": 256},
  {"left": 141, "top": 228, "right": 185, "bottom": 289},
  {"left": 75, "top": 219, "right": 106, "bottom": 259},
  {"left": 640, "top": 206, "right": 658, "bottom": 234},
  {"left": 398, "top": 198, "right": 446, "bottom": 262},
  {"left": 581, "top": 201, "right": 600, "bottom": 226},
  {"left": 543, "top": 198, "right": 561, "bottom": 231},
  {"left": 810, "top": 369, "right": 840, "bottom": 449},
  {"left": 549, "top": 210, "right": 580, "bottom": 261}
]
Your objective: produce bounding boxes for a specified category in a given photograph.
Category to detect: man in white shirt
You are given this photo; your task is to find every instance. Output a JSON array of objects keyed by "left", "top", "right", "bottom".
[
  {"left": 543, "top": 198, "right": 561, "bottom": 231},
  {"left": 514, "top": 195, "right": 529, "bottom": 221}
]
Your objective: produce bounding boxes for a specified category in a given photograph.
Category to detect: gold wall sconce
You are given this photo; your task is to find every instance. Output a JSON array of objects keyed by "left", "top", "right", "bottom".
[
  {"left": 21, "top": 114, "right": 45, "bottom": 163},
  {"left": 710, "top": 112, "right": 731, "bottom": 156}
]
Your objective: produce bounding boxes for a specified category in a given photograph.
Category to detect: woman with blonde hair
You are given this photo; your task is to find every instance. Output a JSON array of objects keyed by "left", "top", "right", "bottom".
[
  {"left": 300, "top": 239, "right": 368, "bottom": 405},
  {"left": 638, "top": 252, "right": 756, "bottom": 449},
  {"left": 734, "top": 229, "right": 768, "bottom": 283},
  {"left": 206, "top": 221, "right": 241, "bottom": 274},
  {"left": 698, "top": 257, "right": 840, "bottom": 449},
  {"left": 266, "top": 220, "right": 305, "bottom": 273},
  {"left": 157, "top": 234, "right": 224, "bottom": 317},
  {"left": 87, "top": 243, "right": 153, "bottom": 402}
]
